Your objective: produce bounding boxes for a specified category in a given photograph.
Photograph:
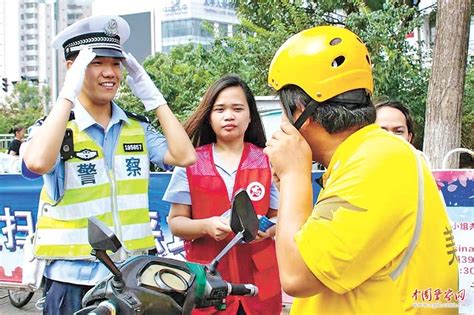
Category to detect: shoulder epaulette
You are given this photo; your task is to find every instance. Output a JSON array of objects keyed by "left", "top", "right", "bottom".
[
  {"left": 125, "top": 111, "right": 150, "bottom": 123},
  {"left": 33, "top": 116, "right": 47, "bottom": 127},
  {"left": 34, "top": 111, "right": 75, "bottom": 126}
]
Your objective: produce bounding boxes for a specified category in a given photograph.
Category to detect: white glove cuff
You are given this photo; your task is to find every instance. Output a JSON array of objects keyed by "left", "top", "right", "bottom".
[
  {"left": 56, "top": 93, "right": 75, "bottom": 108},
  {"left": 144, "top": 95, "right": 167, "bottom": 112}
]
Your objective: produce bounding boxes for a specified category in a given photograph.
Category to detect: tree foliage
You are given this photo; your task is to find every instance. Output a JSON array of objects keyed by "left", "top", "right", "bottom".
[
  {"left": 0, "top": 81, "right": 48, "bottom": 133},
  {"left": 345, "top": 2, "right": 429, "bottom": 148},
  {"left": 117, "top": 0, "right": 431, "bottom": 146},
  {"left": 0, "top": 1, "right": 469, "bottom": 153}
]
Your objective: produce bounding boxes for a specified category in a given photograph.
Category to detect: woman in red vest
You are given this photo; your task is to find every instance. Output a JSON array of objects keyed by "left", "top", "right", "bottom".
[{"left": 163, "top": 74, "right": 282, "bottom": 314}]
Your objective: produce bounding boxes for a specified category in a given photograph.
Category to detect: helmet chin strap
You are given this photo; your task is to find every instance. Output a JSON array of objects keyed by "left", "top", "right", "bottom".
[
  {"left": 293, "top": 100, "right": 318, "bottom": 130},
  {"left": 290, "top": 89, "right": 370, "bottom": 130}
]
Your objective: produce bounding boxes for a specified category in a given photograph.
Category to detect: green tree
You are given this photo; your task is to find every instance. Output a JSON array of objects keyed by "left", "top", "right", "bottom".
[
  {"left": 345, "top": 2, "right": 429, "bottom": 148},
  {"left": 116, "top": 44, "right": 217, "bottom": 125},
  {"left": 0, "top": 81, "right": 48, "bottom": 133},
  {"left": 119, "top": 1, "right": 429, "bottom": 130}
]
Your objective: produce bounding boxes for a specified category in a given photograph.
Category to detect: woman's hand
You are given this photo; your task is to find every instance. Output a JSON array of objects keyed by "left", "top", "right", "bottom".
[
  {"left": 253, "top": 224, "right": 276, "bottom": 242},
  {"left": 205, "top": 216, "right": 232, "bottom": 241}
]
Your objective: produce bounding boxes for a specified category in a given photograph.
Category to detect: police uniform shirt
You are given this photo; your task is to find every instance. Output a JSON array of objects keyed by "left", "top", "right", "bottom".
[{"left": 22, "top": 100, "right": 170, "bottom": 285}]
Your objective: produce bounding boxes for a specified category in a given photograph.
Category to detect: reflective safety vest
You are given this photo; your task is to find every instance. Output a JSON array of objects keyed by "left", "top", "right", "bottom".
[
  {"left": 186, "top": 143, "right": 282, "bottom": 315},
  {"left": 34, "top": 118, "right": 155, "bottom": 259}
]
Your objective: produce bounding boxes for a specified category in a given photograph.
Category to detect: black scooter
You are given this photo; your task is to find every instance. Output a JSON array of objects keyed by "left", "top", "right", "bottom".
[{"left": 74, "top": 189, "right": 259, "bottom": 315}]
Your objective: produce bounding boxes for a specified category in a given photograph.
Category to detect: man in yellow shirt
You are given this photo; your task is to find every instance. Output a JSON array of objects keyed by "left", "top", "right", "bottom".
[{"left": 264, "top": 26, "right": 458, "bottom": 314}]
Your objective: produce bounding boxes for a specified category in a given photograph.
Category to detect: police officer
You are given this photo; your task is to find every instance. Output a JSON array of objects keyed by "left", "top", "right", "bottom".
[{"left": 22, "top": 15, "right": 196, "bottom": 314}]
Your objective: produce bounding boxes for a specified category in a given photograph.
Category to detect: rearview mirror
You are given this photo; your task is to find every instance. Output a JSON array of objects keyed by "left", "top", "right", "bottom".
[
  {"left": 88, "top": 217, "right": 122, "bottom": 252},
  {"left": 207, "top": 189, "right": 259, "bottom": 274},
  {"left": 88, "top": 217, "right": 122, "bottom": 279},
  {"left": 230, "top": 189, "right": 259, "bottom": 242}
]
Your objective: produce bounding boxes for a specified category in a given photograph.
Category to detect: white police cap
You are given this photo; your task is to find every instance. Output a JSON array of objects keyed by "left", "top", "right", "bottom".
[{"left": 51, "top": 15, "right": 130, "bottom": 59}]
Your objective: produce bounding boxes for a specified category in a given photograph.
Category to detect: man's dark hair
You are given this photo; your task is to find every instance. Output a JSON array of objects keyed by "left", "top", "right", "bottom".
[
  {"left": 278, "top": 85, "right": 375, "bottom": 134},
  {"left": 375, "top": 99, "right": 415, "bottom": 142},
  {"left": 66, "top": 53, "right": 78, "bottom": 62}
]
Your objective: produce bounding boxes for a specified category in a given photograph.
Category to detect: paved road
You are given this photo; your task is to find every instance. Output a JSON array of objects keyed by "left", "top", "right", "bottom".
[{"left": 0, "top": 288, "right": 42, "bottom": 314}]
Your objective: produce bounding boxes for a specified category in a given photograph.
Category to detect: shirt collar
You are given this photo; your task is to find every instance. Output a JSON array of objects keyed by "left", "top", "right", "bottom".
[
  {"left": 212, "top": 143, "right": 238, "bottom": 175},
  {"left": 73, "top": 100, "right": 130, "bottom": 132}
]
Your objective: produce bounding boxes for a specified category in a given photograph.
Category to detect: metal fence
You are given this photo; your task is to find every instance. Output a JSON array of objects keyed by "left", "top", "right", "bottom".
[{"left": 0, "top": 134, "right": 13, "bottom": 151}]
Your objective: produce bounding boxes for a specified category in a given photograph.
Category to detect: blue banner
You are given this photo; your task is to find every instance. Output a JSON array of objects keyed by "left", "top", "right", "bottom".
[
  {"left": 0, "top": 171, "right": 323, "bottom": 287},
  {"left": 0, "top": 170, "right": 472, "bottom": 312},
  {"left": 0, "top": 174, "right": 42, "bottom": 285}
]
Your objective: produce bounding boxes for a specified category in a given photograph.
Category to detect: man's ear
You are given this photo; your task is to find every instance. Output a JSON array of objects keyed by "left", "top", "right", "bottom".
[
  {"left": 296, "top": 102, "right": 315, "bottom": 130},
  {"left": 300, "top": 115, "right": 313, "bottom": 130},
  {"left": 66, "top": 60, "right": 74, "bottom": 70},
  {"left": 295, "top": 102, "right": 305, "bottom": 115}
]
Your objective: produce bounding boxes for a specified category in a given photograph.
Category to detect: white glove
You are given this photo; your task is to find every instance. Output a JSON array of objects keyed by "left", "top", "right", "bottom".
[
  {"left": 122, "top": 52, "right": 167, "bottom": 111},
  {"left": 57, "top": 46, "right": 96, "bottom": 104}
]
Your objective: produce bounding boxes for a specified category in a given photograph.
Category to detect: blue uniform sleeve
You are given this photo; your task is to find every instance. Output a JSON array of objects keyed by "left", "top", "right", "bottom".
[
  {"left": 269, "top": 181, "right": 279, "bottom": 210},
  {"left": 162, "top": 166, "right": 191, "bottom": 205},
  {"left": 21, "top": 123, "right": 64, "bottom": 202},
  {"left": 21, "top": 160, "right": 41, "bottom": 180},
  {"left": 142, "top": 122, "right": 172, "bottom": 171},
  {"left": 42, "top": 159, "right": 65, "bottom": 202},
  {"left": 21, "top": 122, "right": 43, "bottom": 180},
  {"left": 21, "top": 155, "right": 63, "bottom": 202}
]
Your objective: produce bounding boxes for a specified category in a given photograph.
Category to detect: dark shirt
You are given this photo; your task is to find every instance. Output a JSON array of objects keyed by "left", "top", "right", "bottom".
[{"left": 7, "top": 139, "right": 22, "bottom": 155}]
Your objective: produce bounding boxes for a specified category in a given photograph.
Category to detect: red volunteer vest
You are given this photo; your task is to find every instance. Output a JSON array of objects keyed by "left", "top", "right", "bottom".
[{"left": 186, "top": 143, "right": 282, "bottom": 315}]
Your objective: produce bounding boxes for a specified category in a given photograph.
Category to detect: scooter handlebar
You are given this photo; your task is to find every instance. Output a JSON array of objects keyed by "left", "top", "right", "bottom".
[
  {"left": 227, "top": 283, "right": 258, "bottom": 296},
  {"left": 87, "top": 300, "right": 117, "bottom": 315}
]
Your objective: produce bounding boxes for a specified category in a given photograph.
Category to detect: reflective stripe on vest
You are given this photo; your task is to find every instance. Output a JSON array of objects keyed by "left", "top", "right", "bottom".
[{"left": 34, "top": 119, "right": 154, "bottom": 259}]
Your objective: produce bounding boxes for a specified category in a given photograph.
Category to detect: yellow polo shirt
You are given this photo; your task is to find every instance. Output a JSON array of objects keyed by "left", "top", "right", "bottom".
[{"left": 292, "top": 125, "right": 458, "bottom": 314}]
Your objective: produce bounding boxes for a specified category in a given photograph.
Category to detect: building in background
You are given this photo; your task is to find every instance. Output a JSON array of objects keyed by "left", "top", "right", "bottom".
[
  {"left": 158, "top": 0, "right": 238, "bottom": 53},
  {"left": 54, "top": 0, "right": 92, "bottom": 97},
  {"left": 0, "top": 0, "right": 20, "bottom": 103},
  {"left": 1, "top": 0, "right": 472, "bottom": 109},
  {"left": 92, "top": 0, "right": 238, "bottom": 59},
  {"left": 56, "top": 0, "right": 239, "bottom": 102},
  {"left": 406, "top": 0, "right": 474, "bottom": 62},
  {"left": 20, "top": 0, "right": 50, "bottom": 85},
  {"left": 1, "top": 0, "right": 238, "bottom": 109},
  {"left": 0, "top": 0, "right": 92, "bottom": 106}
]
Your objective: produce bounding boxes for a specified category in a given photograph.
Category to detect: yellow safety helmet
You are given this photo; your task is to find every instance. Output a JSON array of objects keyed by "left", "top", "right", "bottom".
[{"left": 268, "top": 26, "right": 373, "bottom": 103}]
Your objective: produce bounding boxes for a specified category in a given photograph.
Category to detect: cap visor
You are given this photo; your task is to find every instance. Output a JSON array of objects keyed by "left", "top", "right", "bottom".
[{"left": 92, "top": 48, "right": 125, "bottom": 58}]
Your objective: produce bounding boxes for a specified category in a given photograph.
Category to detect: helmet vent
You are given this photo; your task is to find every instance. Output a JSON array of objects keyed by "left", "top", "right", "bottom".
[
  {"left": 332, "top": 56, "right": 345, "bottom": 68},
  {"left": 329, "top": 38, "right": 342, "bottom": 46},
  {"left": 356, "top": 36, "right": 363, "bottom": 43}
]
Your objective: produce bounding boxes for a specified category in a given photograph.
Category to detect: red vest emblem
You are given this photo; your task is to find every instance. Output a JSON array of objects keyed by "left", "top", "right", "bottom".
[{"left": 246, "top": 181, "right": 265, "bottom": 201}]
